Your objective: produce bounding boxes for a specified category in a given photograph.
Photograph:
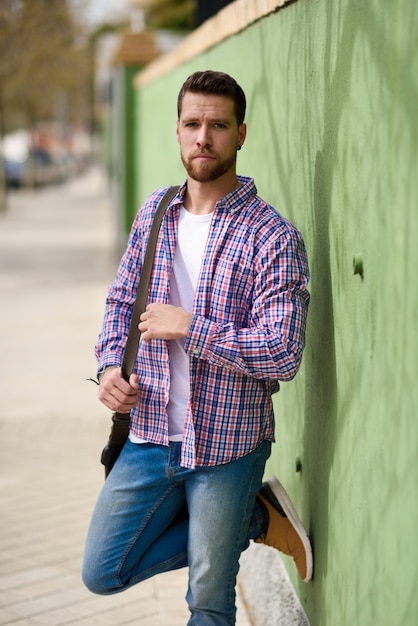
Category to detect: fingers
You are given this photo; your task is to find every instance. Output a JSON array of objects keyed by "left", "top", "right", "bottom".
[
  {"left": 138, "top": 305, "right": 157, "bottom": 341},
  {"left": 98, "top": 367, "right": 139, "bottom": 412}
]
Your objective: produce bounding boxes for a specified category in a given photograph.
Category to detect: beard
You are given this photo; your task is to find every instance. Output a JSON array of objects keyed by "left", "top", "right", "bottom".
[{"left": 181, "top": 151, "right": 237, "bottom": 183}]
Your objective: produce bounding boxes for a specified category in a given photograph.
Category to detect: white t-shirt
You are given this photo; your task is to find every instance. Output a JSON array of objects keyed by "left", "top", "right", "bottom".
[
  {"left": 130, "top": 206, "right": 212, "bottom": 444},
  {"left": 167, "top": 207, "right": 212, "bottom": 439}
]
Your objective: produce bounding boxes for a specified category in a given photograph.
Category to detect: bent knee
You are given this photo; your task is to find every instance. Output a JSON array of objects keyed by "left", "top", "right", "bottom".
[{"left": 82, "top": 562, "right": 122, "bottom": 596}]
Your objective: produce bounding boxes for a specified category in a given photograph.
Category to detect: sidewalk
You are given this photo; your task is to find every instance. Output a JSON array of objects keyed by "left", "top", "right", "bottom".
[{"left": 0, "top": 168, "right": 251, "bottom": 625}]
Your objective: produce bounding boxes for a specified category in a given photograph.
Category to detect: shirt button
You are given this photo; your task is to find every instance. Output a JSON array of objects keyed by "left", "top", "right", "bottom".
[{"left": 192, "top": 349, "right": 199, "bottom": 355}]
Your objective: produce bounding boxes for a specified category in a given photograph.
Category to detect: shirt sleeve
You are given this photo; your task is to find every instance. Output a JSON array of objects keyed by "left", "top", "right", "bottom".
[
  {"left": 184, "top": 224, "right": 310, "bottom": 382},
  {"left": 94, "top": 209, "right": 144, "bottom": 373}
]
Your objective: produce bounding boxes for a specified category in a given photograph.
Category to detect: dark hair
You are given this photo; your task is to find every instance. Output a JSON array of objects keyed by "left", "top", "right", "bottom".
[{"left": 177, "top": 70, "right": 246, "bottom": 126}]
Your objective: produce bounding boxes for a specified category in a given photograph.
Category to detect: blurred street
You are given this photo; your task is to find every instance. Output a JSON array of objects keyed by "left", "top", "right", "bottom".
[{"left": 0, "top": 167, "right": 251, "bottom": 625}]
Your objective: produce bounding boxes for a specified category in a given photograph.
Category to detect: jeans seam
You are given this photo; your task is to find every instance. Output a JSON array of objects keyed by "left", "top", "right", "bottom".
[
  {"left": 130, "top": 550, "right": 188, "bottom": 586},
  {"left": 221, "top": 443, "right": 270, "bottom": 618},
  {"left": 115, "top": 482, "right": 182, "bottom": 588}
]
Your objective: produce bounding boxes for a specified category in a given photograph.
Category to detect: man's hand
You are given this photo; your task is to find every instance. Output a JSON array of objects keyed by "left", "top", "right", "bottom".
[
  {"left": 138, "top": 303, "right": 193, "bottom": 343},
  {"left": 98, "top": 367, "right": 139, "bottom": 413}
]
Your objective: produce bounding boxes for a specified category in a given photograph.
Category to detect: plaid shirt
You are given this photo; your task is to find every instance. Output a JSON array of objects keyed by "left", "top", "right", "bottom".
[{"left": 96, "top": 176, "right": 310, "bottom": 468}]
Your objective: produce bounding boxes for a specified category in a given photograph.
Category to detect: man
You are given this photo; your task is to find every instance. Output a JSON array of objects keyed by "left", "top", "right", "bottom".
[{"left": 82, "top": 70, "right": 312, "bottom": 624}]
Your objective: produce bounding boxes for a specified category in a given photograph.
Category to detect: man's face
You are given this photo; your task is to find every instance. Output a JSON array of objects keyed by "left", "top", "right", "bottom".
[{"left": 176, "top": 91, "right": 246, "bottom": 183}]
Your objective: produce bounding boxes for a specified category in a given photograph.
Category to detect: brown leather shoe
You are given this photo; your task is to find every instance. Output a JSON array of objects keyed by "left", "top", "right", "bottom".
[{"left": 255, "top": 477, "right": 313, "bottom": 582}]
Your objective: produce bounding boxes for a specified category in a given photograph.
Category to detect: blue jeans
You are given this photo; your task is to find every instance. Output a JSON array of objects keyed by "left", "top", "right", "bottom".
[{"left": 82, "top": 439, "right": 271, "bottom": 625}]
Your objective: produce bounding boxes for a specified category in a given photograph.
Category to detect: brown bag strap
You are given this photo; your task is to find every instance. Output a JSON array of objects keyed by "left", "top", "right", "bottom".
[{"left": 121, "top": 186, "right": 179, "bottom": 382}]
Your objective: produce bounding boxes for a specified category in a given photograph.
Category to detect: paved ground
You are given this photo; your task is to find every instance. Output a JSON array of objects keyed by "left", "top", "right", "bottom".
[{"left": 0, "top": 168, "right": 252, "bottom": 625}]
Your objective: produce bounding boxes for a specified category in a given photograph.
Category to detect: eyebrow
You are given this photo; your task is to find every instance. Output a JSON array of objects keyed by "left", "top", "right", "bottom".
[{"left": 181, "top": 116, "right": 232, "bottom": 125}]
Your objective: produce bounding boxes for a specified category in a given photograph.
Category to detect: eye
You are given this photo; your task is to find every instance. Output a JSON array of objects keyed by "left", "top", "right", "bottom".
[{"left": 214, "top": 123, "right": 227, "bottom": 129}]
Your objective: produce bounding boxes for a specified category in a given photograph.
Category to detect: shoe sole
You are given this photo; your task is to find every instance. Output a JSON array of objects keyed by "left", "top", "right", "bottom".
[{"left": 266, "top": 476, "right": 313, "bottom": 582}]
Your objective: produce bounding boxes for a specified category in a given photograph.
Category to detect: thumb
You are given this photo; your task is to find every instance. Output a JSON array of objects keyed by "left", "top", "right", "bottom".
[{"left": 129, "top": 373, "right": 140, "bottom": 389}]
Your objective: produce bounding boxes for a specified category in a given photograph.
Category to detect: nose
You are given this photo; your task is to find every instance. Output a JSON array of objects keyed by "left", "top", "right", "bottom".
[{"left": 196, "top": 124, "right": 211, "bottom": 148}]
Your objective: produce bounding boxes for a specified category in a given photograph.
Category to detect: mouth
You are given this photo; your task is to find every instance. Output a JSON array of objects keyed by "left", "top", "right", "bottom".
[{"left": 192, "top": 153, "right": 216, "bottom": 161}]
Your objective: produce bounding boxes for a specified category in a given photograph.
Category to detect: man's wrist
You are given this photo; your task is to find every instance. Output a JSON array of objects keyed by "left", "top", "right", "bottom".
[
  {"left": 181, "top": 310, "right": 193, "bottom": 338},
  {"left": 97, "top": 365, "right": 118, "bottom": 382}
]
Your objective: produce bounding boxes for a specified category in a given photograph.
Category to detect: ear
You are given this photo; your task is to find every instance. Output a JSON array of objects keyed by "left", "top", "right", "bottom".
[
  {"left": 176, "top": 120, "right": 180, "bottom": 143},
  {"left": 238, "top": 123, "right": 247, "bottom": 150}
]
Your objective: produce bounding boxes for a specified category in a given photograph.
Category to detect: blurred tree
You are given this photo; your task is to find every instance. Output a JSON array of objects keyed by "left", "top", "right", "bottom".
[
  {"left": 0, "top": 0, "right": 94, "bottom": 135},
  {"left": 131, "top": 0, "right": 196, "bottom": 31}
]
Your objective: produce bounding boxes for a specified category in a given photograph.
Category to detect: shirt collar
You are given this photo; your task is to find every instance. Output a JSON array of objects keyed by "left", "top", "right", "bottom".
[{"left": 174, "top": 176, "right": 257, "bottom": 215}]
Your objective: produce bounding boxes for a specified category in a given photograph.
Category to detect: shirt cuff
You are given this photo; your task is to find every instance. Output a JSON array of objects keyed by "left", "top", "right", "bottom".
[{"left": 184, "top": 314, "right": 218, "bottom": 359}]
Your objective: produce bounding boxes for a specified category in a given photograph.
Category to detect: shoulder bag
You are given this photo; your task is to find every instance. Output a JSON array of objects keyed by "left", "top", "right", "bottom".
[{"left": 100, "top": 186, "right": 179, "bottom": 478}]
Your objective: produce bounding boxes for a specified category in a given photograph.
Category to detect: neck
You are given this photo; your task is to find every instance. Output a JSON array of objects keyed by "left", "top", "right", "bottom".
[{"left": 184, "top": 173, "right": 240, "bottom": 215}]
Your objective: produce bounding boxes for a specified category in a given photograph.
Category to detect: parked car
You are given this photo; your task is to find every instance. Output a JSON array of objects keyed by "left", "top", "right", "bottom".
[
  {"left": 3, "top": 130, "right": 78, "bottom": 188},
  {"left": 4, "top": 158, "right": 26, "bottom": 188}
]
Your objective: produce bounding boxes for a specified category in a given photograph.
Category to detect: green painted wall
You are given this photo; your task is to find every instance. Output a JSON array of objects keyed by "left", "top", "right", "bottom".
[
  {"left": 119, "top": 66, "right": 139, "bottom": 232},
  {"left": 107, "top": 64, "right": 140, "bottom": 238},
  {"left": 132, "top": 1, "right": 417, "bottom": 624}
]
